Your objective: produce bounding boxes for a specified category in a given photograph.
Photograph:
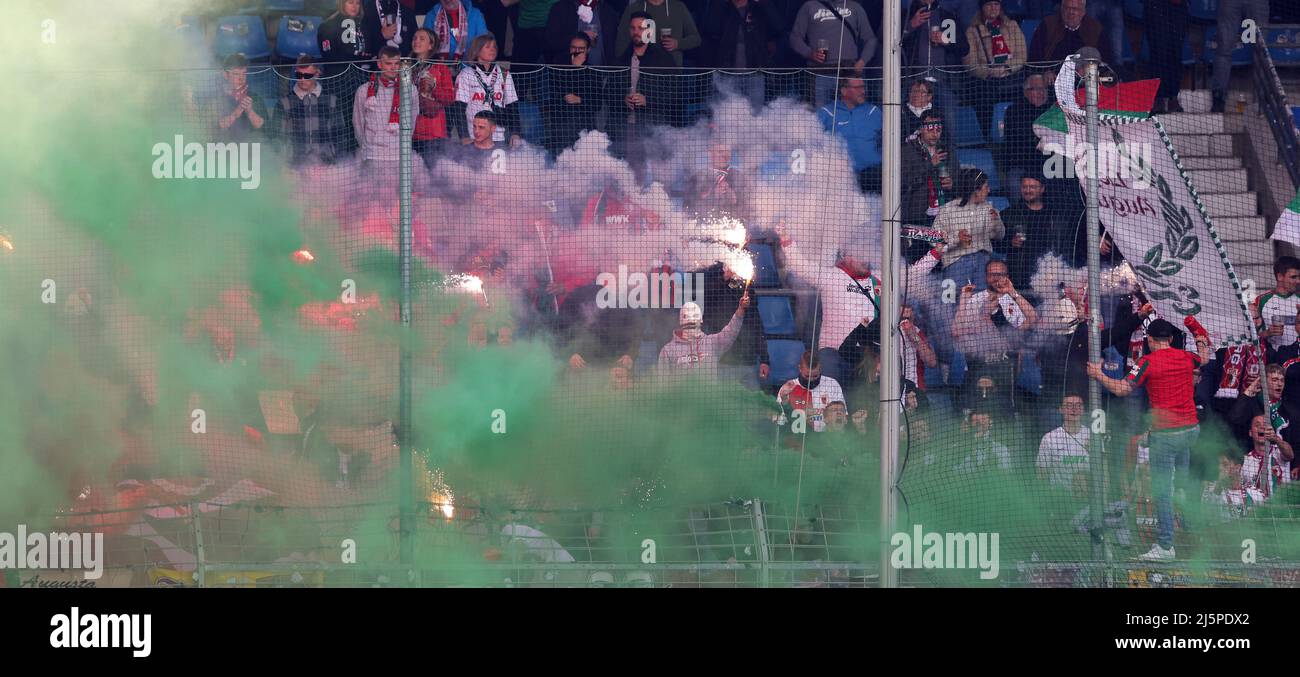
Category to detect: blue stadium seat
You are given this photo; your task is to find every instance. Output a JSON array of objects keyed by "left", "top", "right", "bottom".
[
  {"left": 952, "top": 105, "right": 986, "bottom": 147},
  {"left": 516, "top": 102, "right": 544, "bottom": 144},
  {"left": 1203, "top": 25, "right": 1251, "bottom": 67},
  {"left": 214, "top": 15, "right": 272, "bottom": 61},
  {"left": 991, "top": 101, "right": 1013, "bottom": 143},
  {"left": 960, "top": 148, "right": 1001, "bottom": 193},
  {"left": 267, "top": 0, "right": 307, "bottom": 11},
  {"left": 276, "top": 15, "right": 322, "bottom": 60},
  {"left": 763, "top": 339, "right": 805, "bottom": 387},
  {"left": 747, "top": 242, "right": 781, "bottom": 288},
  {"left": 173, "top": 16, "right": 207, "bottom": 66},
  {"left": 174, "top": 15, "right": 203, "bottom": 43},
  {"left": 1001, "top": 0, "right": 1027, "bottom": 18},
  {"left": 756, "top": 296, "right": 797, "bottom": 335},
  {"left": 1188, "top": 0, "right": 1216, "bottom": 22},
  {"left": 989, "top": 195, "right": 1010, "bottom": 212},
  {"left": 1124, "top": 0, "right": 1143, "bottom": 20},
  {"left": 1020, "top": 19, "right": 1040, "bottom": 47},
  {"left": 1268, "top": 28, "right": 1300, "bottom": 65}
]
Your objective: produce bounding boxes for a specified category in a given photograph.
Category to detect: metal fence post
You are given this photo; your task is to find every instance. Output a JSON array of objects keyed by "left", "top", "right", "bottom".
[
  {"left": 752, "top": 498, "right": 772, "bottom": 588},
  {"left": 398, "top": 61, "right": 415, "bottom": 567},
  {"left": 191, "top": 501, "right": 206, "bottom": 588}
]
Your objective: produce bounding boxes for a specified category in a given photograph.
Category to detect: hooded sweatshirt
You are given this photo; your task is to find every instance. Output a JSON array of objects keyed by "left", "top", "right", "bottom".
[
  {"left": 614, "top": 0, "right": 703, "bottom": 67},
  {"left": 657, "top": 309, "right": 744, "bottom": 376}
]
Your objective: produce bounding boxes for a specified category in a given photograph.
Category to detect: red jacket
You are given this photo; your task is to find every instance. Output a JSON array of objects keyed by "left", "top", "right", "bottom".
[{"left": 414, "top": 62, "right": 456, "bottom": 141}]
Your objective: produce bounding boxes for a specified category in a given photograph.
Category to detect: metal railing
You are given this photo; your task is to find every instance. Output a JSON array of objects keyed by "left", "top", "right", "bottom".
[{"left": 1253, "top": 26, "right": 1300, "bottom": 190}]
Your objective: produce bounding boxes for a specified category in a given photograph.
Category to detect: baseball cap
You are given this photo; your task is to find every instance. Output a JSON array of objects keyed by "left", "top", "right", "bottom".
[{"left": 1146, "top": 319, "right": 1178, "bottom": 339}]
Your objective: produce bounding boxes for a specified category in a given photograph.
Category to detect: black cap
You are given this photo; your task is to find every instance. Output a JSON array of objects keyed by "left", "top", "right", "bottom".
[{"left": 1146, "top": 318, "right": 1178, "bottom": 339}]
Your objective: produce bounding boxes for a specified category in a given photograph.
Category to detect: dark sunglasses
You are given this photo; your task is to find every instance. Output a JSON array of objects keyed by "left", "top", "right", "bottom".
[{"left": 296, "top": 70, "right": 317, "bottom": 79}]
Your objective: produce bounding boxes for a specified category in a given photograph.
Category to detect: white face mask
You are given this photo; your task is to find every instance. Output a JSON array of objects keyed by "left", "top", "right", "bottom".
[{"left": 679, "top": 323, "right": 703, "bottom": 339}]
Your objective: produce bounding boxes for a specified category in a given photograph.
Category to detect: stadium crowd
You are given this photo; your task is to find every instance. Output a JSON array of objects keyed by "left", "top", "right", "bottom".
[{"left": 176, "top": 0, "right": 1300, "bottom": 563}]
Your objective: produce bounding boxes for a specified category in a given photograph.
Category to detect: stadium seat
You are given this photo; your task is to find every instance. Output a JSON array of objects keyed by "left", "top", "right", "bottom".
[
  {"left": 989, "top": 195, "right": 1010, "bottom": 212},
  {"left": 763, "top": 339, "right": 805, "bottom": 387},
  {"left": 952, "top": 105, "right": 986, "bottom": 147},
  {"left": 174, "top": 15, "right": 203, "bottom": 43},
  {"left": 1188, "top": 0, "right": 1216, "bottom": 22},
  {"left": 991, "top": 101, "right": 1013, "bottom": 143},
  {"left": 1000, "top": 0, "right": 1027, "bottom": 18},
  {"left": 756, "top": 295, "right": 797, "bottom": 335},
  {"left": 516, "top": 102, "right": 544, "bottom": 145},
  {"left": 1124, "top": 0, "right": 1143, "bottom": 20},
  {"left": 959, "top": 148, "right": 1001, "bottom": 193},
  {"left": 1267, "top": 28, "right": 1300, "bottom": 65},
  {"left": 214, "top": 15, "right": 272, "bottom": 61},
  {"left": 1020, "top": 19, "right": 1040, "bottom": 47},
  {"left": 1203, "top": 25, "right": 1251, "bottom": 67},
  {"left": 276, "top": 16, "right": 322, "bottom": 60},
  {"left": 747, "top": 242, "right": 781, "bottom": 288},
  {"left": 266, "top": 0, "right": 307, "bottom": 11}
]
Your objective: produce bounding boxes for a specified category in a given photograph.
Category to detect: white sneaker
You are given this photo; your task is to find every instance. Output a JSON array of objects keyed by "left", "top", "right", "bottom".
[{"left": 1138, "top": 544, "right": 1175, "bottom": 561}]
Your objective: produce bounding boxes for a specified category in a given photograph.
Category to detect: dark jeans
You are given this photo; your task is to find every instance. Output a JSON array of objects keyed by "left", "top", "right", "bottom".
[
  {"left": 963, "top": 72, "right": 1024, "bottom": 137},
  {"left": 512, "top": 26, "right": 547, "bottom": 65},
  {"left": 1145, "top": 0, "right": 1190, "bottom": 100},
  {"left": 413, "top": 137, "right": 444, "bottom": 169}
]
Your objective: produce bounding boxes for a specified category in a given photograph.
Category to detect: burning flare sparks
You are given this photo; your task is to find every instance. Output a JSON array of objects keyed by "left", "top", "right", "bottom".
[
  {"left": 444, "top": 274, "right": 484, "bottom": 295},
  {"left": 291, "top": 249, "right": 314, "bottom": 263}
]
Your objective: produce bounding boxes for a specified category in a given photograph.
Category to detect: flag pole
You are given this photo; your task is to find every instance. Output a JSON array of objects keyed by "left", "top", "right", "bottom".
[{"left": 1080, "top": 51, "right": 1110, "bottom": 580}]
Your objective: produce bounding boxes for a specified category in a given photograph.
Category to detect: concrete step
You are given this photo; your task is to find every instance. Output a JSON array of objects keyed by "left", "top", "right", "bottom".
[
  {"left": 1156, "top": 112, "right": 1245, "bottom": 135},
  {"left": 1222, "top": 240, "right": 1275, "bottom": 266},
  {"left": 1200, "top": 191, "right": 1258, "bottom": 218},
  {"left": 1190, "top": 167, "right": 1248, "bottom": 193},
  {"left": 1211, "top": 216, "right": 1269, "bottom": 241},
  {"left": 1179, "top": 156, "right": 1243, "bottom": 170},
  {"left": 1167, "top": 133, "right": 1236, "bottom": 157},
  {"left": 1186, "top": 168, "right": 1249, "bottom": 193}
]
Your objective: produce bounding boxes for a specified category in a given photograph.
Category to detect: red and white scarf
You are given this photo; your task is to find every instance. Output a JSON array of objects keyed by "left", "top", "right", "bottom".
[
  {"left": 986, "top": 18, "right": 1011, "bottom": 64},
  {"left": 1217, "top": 343, "right": 1262, "bottom": 399},
  {"left": 433, "top": 1, "right": 467, "bottom": 57},
  {"left": 367, "top": 73, "right": 402, "bottom": 124}
]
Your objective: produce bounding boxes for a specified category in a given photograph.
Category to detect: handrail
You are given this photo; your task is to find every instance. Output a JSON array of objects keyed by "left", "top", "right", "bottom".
[{"left": 1253, "top": 26, "right": 1300, "bottom": 190}]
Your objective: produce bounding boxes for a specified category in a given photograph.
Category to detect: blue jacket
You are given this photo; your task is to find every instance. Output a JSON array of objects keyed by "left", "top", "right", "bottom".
[
  {"left": 422, "top": 5, "right": 490, "bottom": 58},
  {"left": 818, "top": 101, "right": 882, "bottom": 172}
]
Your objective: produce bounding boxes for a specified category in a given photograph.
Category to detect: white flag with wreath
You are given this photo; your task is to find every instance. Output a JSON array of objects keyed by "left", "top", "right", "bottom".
[{"left": 1036, "top": 61, "right": 1258, "bottom": 346}]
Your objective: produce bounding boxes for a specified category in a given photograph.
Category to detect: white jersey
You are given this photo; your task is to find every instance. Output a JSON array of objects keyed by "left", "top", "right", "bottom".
[
  {"left": 1241, "top": 444, "right": 1292, "bottom": 499},
  {"left": 1037, "top": 425, "right": 1090, "bottom": 489},
  {"left": 1254, "top": 290, "right": 1300, "bottom": 352},
  {"left": 455, "top": 64, "right": 518, "bottom": 143},
  {"left": 777, "top": 377, "right": 846, "bottom": 433}
]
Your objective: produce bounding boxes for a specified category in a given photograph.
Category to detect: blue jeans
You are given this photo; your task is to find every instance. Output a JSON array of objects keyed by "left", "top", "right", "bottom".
[
  {"left": 1148, "top": 425, "right": 1199, "bottom": 549},
  {"left": 1212, "top": 0, "right": 1270, "bottom": 94},
  {"left": 812, "top": 71, "right": 838, "bottom": 110},
  {"left": 940, "top": 251, "right": 993, "bottom": 293},
  {"left": 1087, "top": 0, "right": 1127, "bottom": 69}
]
